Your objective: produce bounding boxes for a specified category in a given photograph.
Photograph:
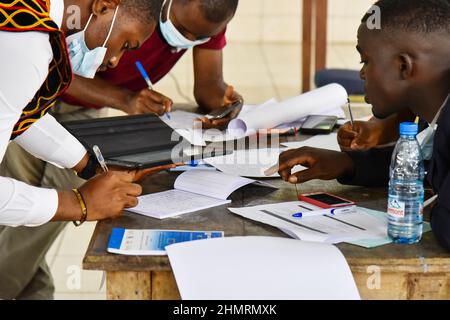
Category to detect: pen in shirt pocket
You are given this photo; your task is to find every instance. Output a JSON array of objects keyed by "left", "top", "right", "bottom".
[{"left": 135, "top": 61, "right": 170, "bottom": 120}]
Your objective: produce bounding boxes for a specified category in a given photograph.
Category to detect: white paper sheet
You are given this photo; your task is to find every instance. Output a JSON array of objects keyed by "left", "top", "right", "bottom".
[
  {"left": 204, "top": 148, "right": 305, "bottom": 178},
  {"left": 127, "top": 189, "right": 231, "bottom": 219},
  {"left": 166, "top": 236, "right": 360, "bottom": 300},
  {"left": 228, "top": 202, "right": 388, "bottom": 244},
  {"left": 228, "top": 84, "right": 348, "bottom": 135},
  {"left": 162, "top": 106, "right": 255, "bottom": 145},
  {"left": 281, "top": 133, "right": 341, "bottom": 151}
]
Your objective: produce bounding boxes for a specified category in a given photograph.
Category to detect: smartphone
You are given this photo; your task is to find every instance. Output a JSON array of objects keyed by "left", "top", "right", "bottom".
[
  {"left": 300, "top": 115, "right": 338, "bottom": 134},
  {"left": 205, "top": 100, "right": 244, "bottom": 120},
  {"left": 299, "top": 192, "right": 355, "bottom": 209}
]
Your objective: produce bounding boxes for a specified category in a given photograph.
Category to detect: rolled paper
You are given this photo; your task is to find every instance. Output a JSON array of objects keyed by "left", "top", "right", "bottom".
[{"left": 228, "top": 83, "right": 348, "bottom": 134}]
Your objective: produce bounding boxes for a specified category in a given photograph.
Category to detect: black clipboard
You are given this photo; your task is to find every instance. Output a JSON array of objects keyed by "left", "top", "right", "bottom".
[{"left": 61, "top": 114, "right": 180, "bottom": 169}]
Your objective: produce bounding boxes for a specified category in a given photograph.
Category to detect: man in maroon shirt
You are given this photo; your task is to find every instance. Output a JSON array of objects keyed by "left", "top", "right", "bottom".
[
  {"left": 0, "top": 0, "right": 240, "bottom": 299},
  {"left": 64, "top": 0, "right": 241, "bottom": 128}
]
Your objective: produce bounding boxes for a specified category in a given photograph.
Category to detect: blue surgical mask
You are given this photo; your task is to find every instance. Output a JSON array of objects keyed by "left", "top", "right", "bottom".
[
  {"left": 159, "top": 0, "right": 211, "bottom": 51},
  {"left": 65, "top": 6, "right": 119, "bottom": 79}
]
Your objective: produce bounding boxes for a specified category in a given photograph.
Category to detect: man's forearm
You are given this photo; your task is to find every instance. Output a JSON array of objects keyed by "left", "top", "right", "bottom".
[
  {"left": 72, "top": 152, "right": 90, "bottom": 174},
  {"left": 194, "top": 82, "right": 227, "bottom": 112},
  {"left": 53, "top": 190, "right": 84, "bottom": 222},
  {"left": 338, "top": 146, "right": 394, "bottom": 187},
  {"left": 66, "top": 75, "right": 132, "bottom": 112}
]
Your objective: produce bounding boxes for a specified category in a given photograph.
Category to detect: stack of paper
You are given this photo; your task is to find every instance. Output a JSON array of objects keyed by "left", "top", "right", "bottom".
[
  {"left": 166, "top": 236, "right": 360, "bottom": 300},
  {"left": 228, "top": 201, "right": 388, "bottom": 245},
  {"left": 228, "top": 84, "right": 347, "bottom": 135},
  {"left": 162, "top": 84, "right": 347, "bottom": 146},
  {"left": 228, "top": 201, "right": 431, "bottom": 248}
]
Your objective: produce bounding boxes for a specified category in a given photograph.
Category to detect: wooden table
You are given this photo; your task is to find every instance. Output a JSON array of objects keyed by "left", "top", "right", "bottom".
[
  {"left": 83, "top": 167, "right": 450, "bottom": 300},
  {"left": 302, "top": 0, "right": 328, "bottom": 92}
]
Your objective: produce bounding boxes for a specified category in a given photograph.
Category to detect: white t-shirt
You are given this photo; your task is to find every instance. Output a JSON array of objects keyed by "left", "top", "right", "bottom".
[{"left": 0, "top": 0, "right": 87, "bottom": 226}]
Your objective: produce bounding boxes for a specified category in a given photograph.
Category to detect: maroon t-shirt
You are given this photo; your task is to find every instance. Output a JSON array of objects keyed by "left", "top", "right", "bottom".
[{"left": 62, "top": 27, "right": 227, "bottom": 109}]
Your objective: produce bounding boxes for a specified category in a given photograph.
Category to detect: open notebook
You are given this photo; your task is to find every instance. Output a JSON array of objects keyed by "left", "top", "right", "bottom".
[{"left": 128, "top": 170, "right": 277, "bottom": 219}]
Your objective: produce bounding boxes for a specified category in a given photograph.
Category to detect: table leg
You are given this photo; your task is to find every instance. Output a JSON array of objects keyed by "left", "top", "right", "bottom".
[
  {"left": 106, "top": 271, "right": 181, "bottom": 300},
  {"left": 353, "top": 271, "right": 450, "bottom": 300},
  {"left": 106, "top": 271, "right": 151, "bottom": 300},
  {"left": 151, "top": 271, "right": 181, "bottom": 300}
]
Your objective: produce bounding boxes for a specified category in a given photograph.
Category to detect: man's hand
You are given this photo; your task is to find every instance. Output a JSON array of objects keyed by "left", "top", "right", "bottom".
[
  {"left": 54, "top": 164, "right": 178, "bottom": 222},
  {"left": 103, "top": 163, "right": 180, "bottom": 182},
  {"left": 123, "top": 89, "right": 173, "bottom": 116},
  {"left": 265, "top": 147, "right": 355, "bottom": 184},
  {"left": 337, "top": 117, "right": 403, "bottom": 151},
  {"left": 55, "top": 171, "right": 144, "bottom": 223},
  {"left": 78, "top": 171, "right": 142, "bottom": 221},
  {"left": 198, "top": 85, "right": 243, "bottom": 130},
  {"left": 129, "top": 163, "right": 180, "bottom": 182}
]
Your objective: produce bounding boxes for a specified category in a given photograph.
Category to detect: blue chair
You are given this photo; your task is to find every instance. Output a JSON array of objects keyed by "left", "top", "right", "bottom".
[{"left": 315, "top": 69, "right": 365, "bottom": 96}]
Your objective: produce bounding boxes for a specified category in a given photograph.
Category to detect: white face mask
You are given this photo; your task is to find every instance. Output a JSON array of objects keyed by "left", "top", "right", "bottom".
[
  {"left": 65, "top": 6, "right": 119, "bottom": 79},
  {"left": 417, "top": 94, "right": 450, "bottom": 161},
  {"left": 417, "top": 126, "right": 436, "bottom": 161},
  {"left": 159, "top": 0, "right": 211, "bottom": 51}
]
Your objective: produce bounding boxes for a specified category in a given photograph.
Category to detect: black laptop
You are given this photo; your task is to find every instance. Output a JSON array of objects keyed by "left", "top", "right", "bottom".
[{"left": 62, "top": 114, "right": 180, "bottom": 169}]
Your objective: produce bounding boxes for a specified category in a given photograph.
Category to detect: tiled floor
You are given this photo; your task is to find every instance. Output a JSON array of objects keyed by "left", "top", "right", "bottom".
[
  {"left": 48, "top": 42, "right": 372, "bottom": 300},
  {"left": 48, "top": 222, "right": 106, "bottom": 300}
]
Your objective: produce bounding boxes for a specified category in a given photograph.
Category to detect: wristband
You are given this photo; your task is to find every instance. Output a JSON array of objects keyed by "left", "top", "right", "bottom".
[{"left": 77, "top": 154, "right": 97, "bottom": 180}]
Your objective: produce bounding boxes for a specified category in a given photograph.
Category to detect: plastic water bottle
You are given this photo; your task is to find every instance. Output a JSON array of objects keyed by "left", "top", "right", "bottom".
[{"left": 387, "top": 122, "right": 424, "bottom": 244}]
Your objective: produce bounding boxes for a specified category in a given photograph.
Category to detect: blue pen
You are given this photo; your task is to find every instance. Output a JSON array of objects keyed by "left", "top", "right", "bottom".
[
  {"left": 135, "top": 61, "right": 170, "bottom": 119},
  {"left": 293, "top": 206, "right": 357, "bottom": 218},
  {"left": 190, "top": 160, "right": 199, "bottom": 167}
]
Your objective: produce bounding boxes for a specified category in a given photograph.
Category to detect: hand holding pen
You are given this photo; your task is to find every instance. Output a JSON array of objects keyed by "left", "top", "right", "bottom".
[
  {"left": 134, "top": 61, "right": 172, "bottom": 119},
  {"left": 74, "top": 146, "right": 143, "bottom": 220},
  {"left": 347, "top": 98, "right": 355, "bottom": 131},
  {"left": 337, "top": 99, "right": 380, "bottom": 151}
]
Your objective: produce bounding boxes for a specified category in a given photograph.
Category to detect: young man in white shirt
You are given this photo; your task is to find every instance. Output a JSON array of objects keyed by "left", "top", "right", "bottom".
[{"left": 0, "top": 0, "right": 168, "bottom": 299}]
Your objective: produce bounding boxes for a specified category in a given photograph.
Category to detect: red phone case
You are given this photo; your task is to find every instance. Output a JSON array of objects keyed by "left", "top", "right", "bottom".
[{"left": 299, "top": 192, "right": 356, "bottom": 209}]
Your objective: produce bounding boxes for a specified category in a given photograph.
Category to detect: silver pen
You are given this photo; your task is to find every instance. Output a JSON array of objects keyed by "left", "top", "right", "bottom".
[
  {"left": 93, "top": 145, "right": 109, "bottom": 173},
  {"left": 347, "top": 98, "right": 355, "bottom": 130}
]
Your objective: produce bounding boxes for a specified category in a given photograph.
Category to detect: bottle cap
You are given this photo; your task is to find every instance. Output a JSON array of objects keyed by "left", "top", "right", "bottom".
[{"left": 400, "top": 122, "right": 419, "bottom": 136}]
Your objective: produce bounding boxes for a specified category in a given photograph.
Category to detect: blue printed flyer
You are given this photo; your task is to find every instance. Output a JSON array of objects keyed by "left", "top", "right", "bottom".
[{"left": 107, "top": 228, "right": 224, "bottom": 255}]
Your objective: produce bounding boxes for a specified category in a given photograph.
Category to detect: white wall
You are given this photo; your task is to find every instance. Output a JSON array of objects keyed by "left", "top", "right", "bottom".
[{"left": 227, "top": 0, "right": 375, "bottom": 44}]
